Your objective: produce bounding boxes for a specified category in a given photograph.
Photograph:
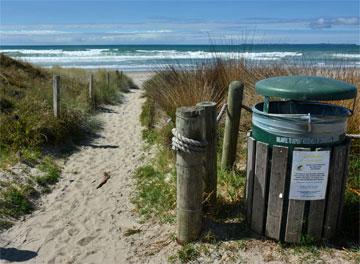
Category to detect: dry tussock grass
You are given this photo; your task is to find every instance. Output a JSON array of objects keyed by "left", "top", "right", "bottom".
[{"left": 144, "top": 59, "right": 359, "bottom": 133}]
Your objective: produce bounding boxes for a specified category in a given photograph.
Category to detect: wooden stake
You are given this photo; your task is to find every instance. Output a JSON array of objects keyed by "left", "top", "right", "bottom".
[
  {"left": 197, "top": 101, "right": 217, "bottom": 208},
  {"left": 107, "top": 72, "right": 110, "bottom": 89},
  {"left": 53, "top": 75, "right": 60, "bottom": 118},
  {"left": 89, "top": 74, "right": 95, "bottom": 109},
  {"left": 176, "top": 106, "right": 205, "bottom": 244},
  {"left": 221, "top": 81, "right": 244, "bottom": 170}
]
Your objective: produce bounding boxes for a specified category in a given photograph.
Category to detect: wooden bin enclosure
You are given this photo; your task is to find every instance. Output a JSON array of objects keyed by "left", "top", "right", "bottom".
[{"left": 245, "top": 136, "right": 351, "bottom": 243}]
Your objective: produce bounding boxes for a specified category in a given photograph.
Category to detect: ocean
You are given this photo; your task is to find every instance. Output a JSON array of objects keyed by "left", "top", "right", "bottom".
[{"left": 1, "top": 44, "right": 359, "bottom": 71}]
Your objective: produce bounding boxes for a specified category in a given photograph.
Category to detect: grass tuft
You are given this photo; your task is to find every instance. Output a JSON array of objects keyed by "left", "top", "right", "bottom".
[
  {"left": 35, "top": 157, "right": 61, "bottom": 187},
  {"left": 169, "top": 244, "right": 200, "bottom": 263},
  {"left": 133, "top": 164, "right": 176, "bottom": 223},
  {"left": 0, "top": 184, "right": 34, "bottom": 218}
]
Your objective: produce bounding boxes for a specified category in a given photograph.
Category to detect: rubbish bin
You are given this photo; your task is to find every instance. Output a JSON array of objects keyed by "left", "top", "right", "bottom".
[{"left": 245, "top": 75, "right": 357, "bottom": 242}]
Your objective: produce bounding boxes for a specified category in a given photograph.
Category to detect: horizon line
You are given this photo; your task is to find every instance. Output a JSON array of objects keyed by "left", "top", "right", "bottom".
[{"left": 1, "top": 43, "right": 359, "bottom": 47}]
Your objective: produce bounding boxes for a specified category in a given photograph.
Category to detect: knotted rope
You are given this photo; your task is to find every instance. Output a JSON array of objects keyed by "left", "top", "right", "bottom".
[{"left": 171, "top": 128, "right": 207, "bottom": 153}]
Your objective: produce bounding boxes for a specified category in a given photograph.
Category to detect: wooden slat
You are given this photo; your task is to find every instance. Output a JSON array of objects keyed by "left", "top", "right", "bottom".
[
  {"left": 307, "top": 147, "right": 330, "bottom": 240},
  {"left": 284, "top": 147, "right": 308, "bottom": 243},
  {"left": 245, "top": 136, "right": 256, "bottom": 222},
  {"left": 285, "top": 199, "right": 305, "bottom": 243},
  {"left": 265, "top": 145, "right": 289, "bottom": 240},
  {"left": 323, "top": 144, "right": 348, "bottom": 239},
  {"left": 251, "top": 141, "right": 269, "bottom": 235},
  {"left": 337, "top": 139, "right": 352, "bottom": 230},
  {"left": 307, "top": 200, "right": 326, "bottom": 239}
]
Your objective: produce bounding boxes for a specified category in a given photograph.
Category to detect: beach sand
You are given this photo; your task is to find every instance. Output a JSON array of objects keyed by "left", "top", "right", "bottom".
[{"left": 0, "top": 72, "right": 175, "bottom": 264}]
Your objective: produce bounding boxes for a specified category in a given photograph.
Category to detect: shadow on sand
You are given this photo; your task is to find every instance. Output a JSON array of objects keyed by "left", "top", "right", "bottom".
[{"left": 0, "top": 247, "right": 37, "bottom": 262}]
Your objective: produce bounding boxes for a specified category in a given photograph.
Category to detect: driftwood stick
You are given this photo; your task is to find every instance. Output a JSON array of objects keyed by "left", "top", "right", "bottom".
[{"left": 96, "top": 172, "right": 110, "bottom": 189}]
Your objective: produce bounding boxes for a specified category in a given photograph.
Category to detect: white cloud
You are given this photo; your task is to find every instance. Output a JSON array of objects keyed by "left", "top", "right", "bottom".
[
  {"left": 106, "top": 29, "right": 172, "bottom": 34},
  {"left": 310, "top": 17, "right": 359, "bottom": 29},
  {"left": 0, "top": 30, "right": 67, "bottom": 35}
]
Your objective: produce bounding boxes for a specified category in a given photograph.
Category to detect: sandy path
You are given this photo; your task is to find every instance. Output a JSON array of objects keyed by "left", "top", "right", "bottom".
[{"left": 0, "top": 73, "right": 173, "bottom": 264}]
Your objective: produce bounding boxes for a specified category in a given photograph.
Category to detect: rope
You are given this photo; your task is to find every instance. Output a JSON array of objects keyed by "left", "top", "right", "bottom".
[
  {"left": 217, "top": 103, "right": 227, "bottom": 122},
  {"left": 216, "top": 103, "right": 252, "bottom": 123},
  {"left": 346, "top": 134, "right": 360, "bottom": 139},
  {"left": 171, "top": 128, "right": 207, "bottom": 153}
]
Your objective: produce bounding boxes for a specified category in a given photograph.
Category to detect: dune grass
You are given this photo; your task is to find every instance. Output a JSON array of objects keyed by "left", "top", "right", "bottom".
[
  {"left": 0, "top": 54, "right": 136, "bottom": 230},
  {"left": 0, "top": 54, "right": 136, "bottom": 165},
  {"left": 143, "top": 60, "right": 359, "bottom": 133},
  {"left": 136, "top": 58, "right": 359, "bottom": 261}
]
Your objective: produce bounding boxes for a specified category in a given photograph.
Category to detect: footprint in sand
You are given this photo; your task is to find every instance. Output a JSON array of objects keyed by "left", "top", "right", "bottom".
[{"left": 77, "top": 236, "right": 96, "bottom": 246}]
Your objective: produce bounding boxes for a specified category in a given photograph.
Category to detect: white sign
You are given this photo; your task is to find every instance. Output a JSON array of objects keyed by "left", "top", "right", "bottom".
[{"left": 289, "top": 150, "right": 330, "bottom": 200}]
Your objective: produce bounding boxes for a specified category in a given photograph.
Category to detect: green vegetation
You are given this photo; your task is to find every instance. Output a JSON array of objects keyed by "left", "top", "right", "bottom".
[
  {"left": 0, "top": 54, "right": 136, "bottom": 165},
  {"left": 137, "top": 58, "right": 360, "bottom": 261},
  {"left": 133, "top": 160, "right": 176, "bottom": 223},
  {"left": 169, "top": 243, "right": 200, "bottom": 263},
  {"left": 35, "top": 157, "right": 61, "bottom": 187},
  {"left": 0, "top": 184, "right": 34, "bottom": 218},
  {"left": 0, "top": 54, "right": 136, "bottom": 230},
  {"left": 0, "top": 155, "right": 61, "bottom": 227}
]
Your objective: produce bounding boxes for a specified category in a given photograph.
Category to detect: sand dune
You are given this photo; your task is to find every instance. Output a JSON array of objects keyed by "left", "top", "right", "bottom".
[{"left": 0, "top": 72, "right": 174, "bottom": 264}]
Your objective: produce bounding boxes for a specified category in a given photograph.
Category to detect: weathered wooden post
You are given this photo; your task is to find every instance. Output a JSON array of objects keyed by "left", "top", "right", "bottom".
[
  {"left": 175, "top": 106, "right": 206, "bottom": 244},
  {"left": 196, "top": 101, "right": 217, "bottom": 208},
  {"left": 89, "top": 74, "right": 95, "bottom": 109},
  {"left": 106, "top": 72, "right": 110, "bottom": 89},
  {"left": 221, "top": 81, "right": 244, "bottom": 170},
  {"left": 53, "top": 75, "right": 60, "bottom": 118}
]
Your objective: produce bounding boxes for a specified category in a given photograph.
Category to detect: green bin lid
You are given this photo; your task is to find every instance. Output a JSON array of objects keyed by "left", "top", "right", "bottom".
[{"left": 255, "top": 75, "right": 357, "bottom": 101}]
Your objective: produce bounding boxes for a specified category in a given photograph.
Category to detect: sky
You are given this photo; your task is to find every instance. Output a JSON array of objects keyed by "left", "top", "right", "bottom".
[{"left": 0, "top": 0, "right": 359, "bottom": 45}]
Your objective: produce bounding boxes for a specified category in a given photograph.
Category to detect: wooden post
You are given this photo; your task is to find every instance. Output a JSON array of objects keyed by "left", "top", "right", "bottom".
[
  {"left": 89, "top": 74, "right": 95, "bottom": 109},
  {"left": 176, "top": 106, "right": 205, "bottom": 244},
  {"left": 196, "top": 101, "right": 217, "bottom": 208},
  {"left": 221, "top": 81, "right": 244, "bottom": 170},
  {"left": 53, "top": 75, "right": 60, "bottom": 118},
  {"left": 107, "top": 72, "right": 110, "bottom": 89}
]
